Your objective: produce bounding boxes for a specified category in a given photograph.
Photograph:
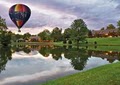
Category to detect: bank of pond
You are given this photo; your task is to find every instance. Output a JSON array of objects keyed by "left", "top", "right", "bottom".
[{"left": 42, "top": 62, "right": 120, "bottom": 85}]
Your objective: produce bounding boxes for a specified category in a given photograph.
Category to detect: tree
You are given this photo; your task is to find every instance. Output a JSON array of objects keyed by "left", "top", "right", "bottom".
[
  {"left": 0, "top": 16, "right": 7, "bottom": 31},
  {"left": 23, "top": 32, "right": 31, "bottom": 40},
  {"left": 38, "top": 29, "right": 51, "bottom": 41},
  {"left": 106, "top": 24, "right": 116, "bottom": 30},
  {"left": 70, "top": 19, "right": 88, "bottom": 44},
  {"left": 100, "top": 27, "right": 105, "bottom": 30},
  {"left": 0, "top": 16, "right": 12, "bottom": 46},
  {"left": 117, "top": 20, "right": 120, "bottom": 36},
  {"left": 15, "top": 34, "right": 23, "bottom": 40},
  {"left": 51, "top": 27, "right": 63, "bottom": 42},
  {"left": 63, "top": 28, "right": 72, "bottom": 40},
  {"left": 117, "top": 20, "right": 120, "bottom": 28},
  {"left": 0, "top": 46, "right": 12, "bottom": 73},
  {"left": 88, "top": 30, "right": 93, "bottom": 38},
  {"left": 0, "top": 31, "right": 11, "bottom": 46}
]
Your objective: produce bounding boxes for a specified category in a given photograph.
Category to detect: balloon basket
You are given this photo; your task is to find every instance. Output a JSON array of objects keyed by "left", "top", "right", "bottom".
[{"left": 18, "top": 29, "right": 21, "bottom": 32}]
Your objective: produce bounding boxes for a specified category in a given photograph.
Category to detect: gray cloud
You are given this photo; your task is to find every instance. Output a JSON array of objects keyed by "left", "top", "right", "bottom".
[{"left": 0, "top": 0, "right": 120, "bottom": 33}]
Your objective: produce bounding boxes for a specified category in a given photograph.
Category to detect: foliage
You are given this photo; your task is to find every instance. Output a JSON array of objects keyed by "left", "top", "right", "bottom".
[
  {"left": 100, "top": 27, "right": 105, "bottom": 30},
  {"left": 0, "top": 31, "right": 11, "bottom": 46},
  {"left": 63, "top": 40, "right": 67, "bottom": 44},
  {"left": 0, "top": 16, "right": 12, "bottom": 46},
  {"left": 88, "top": 30, "right": 93, "bottom": 38},
  {"left": 63, "top": 28, "right": 72, "bottom": 40},
  {"left": 0, "top": 46, "right": 12, "bottom": 73},
  {"left": 117, "top": 20, "right": 120, "bottom": 28},
  {"left": 68, "top": 40, "right": 72, "bottom": 44},
  {"left": 106, "top": 24, "right": 116, "bottom": 30},
  {"left": 0, "top": 16, "right": 7, "bottom": 31},
  {"left": 23, "top": 32, "right": 31, "bottom": 40},
  {"left": 38, "top": 29, "right": 51, "bottom": 41},
  {"left": 117, "top": 20, "right": 120, "bottom": 35},
  {"left": 51, "top": 27, "right": 63, "bottom": 42},
  {"left": 15, "top": 34, "right": 23, "bottom": 40},
  {"left": 70, "top": 19, "right": 89, "bottom": 44}
]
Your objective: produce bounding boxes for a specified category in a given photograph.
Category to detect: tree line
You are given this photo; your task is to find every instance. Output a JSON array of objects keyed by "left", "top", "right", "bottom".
[{"left": 0, "top": 16, "right": 89, "bottom": 45}]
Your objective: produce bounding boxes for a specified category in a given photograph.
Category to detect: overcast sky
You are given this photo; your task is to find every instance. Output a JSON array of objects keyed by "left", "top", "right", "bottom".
[{"left": 0, "top": 0, "right": 120, "bottom": 34}]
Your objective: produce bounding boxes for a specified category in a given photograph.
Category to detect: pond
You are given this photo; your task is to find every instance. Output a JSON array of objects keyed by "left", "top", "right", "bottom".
[{"left": 0, "top": 45, "right": 119, "bottom": 85}]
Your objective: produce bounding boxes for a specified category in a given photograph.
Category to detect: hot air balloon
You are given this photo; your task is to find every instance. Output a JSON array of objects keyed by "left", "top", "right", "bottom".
[{"left": 9, "top": 4, "right": 31, "bottom": 32}]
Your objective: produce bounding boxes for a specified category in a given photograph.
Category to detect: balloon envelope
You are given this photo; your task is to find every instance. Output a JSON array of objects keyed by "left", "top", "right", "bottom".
[{"left": 9, "top": 4, "right": 31, "bottom": 31}]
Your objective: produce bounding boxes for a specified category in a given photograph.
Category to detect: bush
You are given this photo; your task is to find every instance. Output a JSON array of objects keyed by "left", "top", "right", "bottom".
[
  {"left": 0, "top": 31, "right": 11, "bottom": 46},
  {"left": 63, "top": 40, "right": 67, "bottom": 44},
  {"left": 68, "top": 40, "right": 72, "bottom": 44},
  {"left": 94, "top": 41, "right": 97, "bottom": 44},
  {"left": 86, "top": 41, "right": 88, "bottom": 44}
]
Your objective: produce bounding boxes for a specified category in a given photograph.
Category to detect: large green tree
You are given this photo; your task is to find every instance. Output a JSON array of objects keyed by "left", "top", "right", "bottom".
[
  {"left": 63, "top": 28, "right": 72, "bottom": 40},
  {"left": 23, "top": 32, "right": 31, "bottom": 40},
  {"left": 117, "top": 20, "right": 120, "bottom": 28},
  {"left": 88, "top": 30, "right": 93, "bottom": 38},
  {"left": 0, "top": 16, "right": 7, "bottom": 31},
  {"left": 0, "top": 16, "right": 11, "bottom": 46},
  {"left": 38, "top": 29, "right": 51, "bottom": 41},
  {"left": 117, "top": 20, "right": 120, "bottom": 36},
  {"left": 0, "top": 31, "right": 11, "bottom": 46},
  {"left": 51, "top": 27, "right": 63, "bottom": 42},
  {"left": 70, "top": 19, "right": 88, "bottom": 44},
  {"left": 0, "top": 46, "right": 12, "bottom": 73}
]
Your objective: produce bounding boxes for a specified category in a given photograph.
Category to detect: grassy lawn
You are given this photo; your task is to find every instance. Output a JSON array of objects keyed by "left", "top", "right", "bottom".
[
  {"left": 87, "top": 46, "right": 120, "bottom": 51},
  {"left": 87, "top": 37, "right": 120, "bottom": 45},
  {"left": 53, "top": 42, "right": 64, "bottom": 46},
  {"left": 11, "top": 37, "right": 120, "bottom": 46},
  {"left": 54, "top": 37, "right": 120, "bottom": 46},
  {"left": 42, "top": 62, "right": 120, "bottom": 85}
]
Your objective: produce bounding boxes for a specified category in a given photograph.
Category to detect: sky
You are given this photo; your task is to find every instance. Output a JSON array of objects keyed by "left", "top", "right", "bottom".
[{"left": 0, "top": 0, "right": 120, "bottom": 34}]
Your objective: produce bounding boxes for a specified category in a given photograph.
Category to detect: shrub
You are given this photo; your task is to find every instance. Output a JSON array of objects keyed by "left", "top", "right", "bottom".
[
  {"left": 68, "top": 40, "right": 72, "bottom": 44},
  {"left": 63, "top": 40, "right": 67, "bottom": 44}
]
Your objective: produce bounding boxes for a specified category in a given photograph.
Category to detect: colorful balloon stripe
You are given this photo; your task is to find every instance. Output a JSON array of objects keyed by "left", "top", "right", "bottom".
[{"left": 9, "top": 4, "right": 31, "bottom": 31}]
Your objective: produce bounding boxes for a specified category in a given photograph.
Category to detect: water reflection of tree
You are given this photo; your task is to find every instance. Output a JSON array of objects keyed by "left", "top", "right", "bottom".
[
  {"left": 38, "top": 46, "right": 89, "bottom": 70},
  {"left": 13, "top": 45, "right": 26, "bottom": 52},
  {"left": 23, "top": 47, "right": 31, "bottom": 54},
  {"left": 39, "top": 47, "right": 50, "bottom": 57},
  {"left": 0, "top": 46, "right": 12, "bottom": 73},
  {"left": 64, "top": 48, "right": 89, "bottom": 70},
  {"left": 50, "top": 47, "right": 63, "bottom": 60},
  {"left": 9, "top": 45, "right": 120, "bottom": 71}
]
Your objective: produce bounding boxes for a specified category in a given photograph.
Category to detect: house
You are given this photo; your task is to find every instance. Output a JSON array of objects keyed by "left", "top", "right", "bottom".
[
  {"left": 92, "top": 29, "right": 119, "bottom": 37},
  {"left": 28, "top": 35, "right": 41, "bottom": 42}
]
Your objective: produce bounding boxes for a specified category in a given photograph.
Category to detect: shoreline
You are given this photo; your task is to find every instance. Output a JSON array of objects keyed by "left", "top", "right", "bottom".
[{"left": 42, "top": 62, "right": 120, "bottom": 85}]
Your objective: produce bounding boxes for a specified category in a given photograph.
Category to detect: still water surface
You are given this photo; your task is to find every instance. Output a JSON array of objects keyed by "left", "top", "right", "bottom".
[{"left": 0, "top": 45, "right": 119, "bottom": 85}]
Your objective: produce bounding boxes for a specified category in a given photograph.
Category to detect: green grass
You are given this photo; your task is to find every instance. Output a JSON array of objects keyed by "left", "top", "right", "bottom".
[
  {"left": 42, "top": 62, "right": 120, "bottom": 85},
  {"left": 88, "top": 46, "right": 120, "bottom": 51},
  {"left": 53, "top": 42, "right": 64, "bottom": 46},
  {"left": 87, "top": 37, "right": 120, "bottom": 45},
  {"left": 54, "top": 37, "right": 120, "bottom": 46}
]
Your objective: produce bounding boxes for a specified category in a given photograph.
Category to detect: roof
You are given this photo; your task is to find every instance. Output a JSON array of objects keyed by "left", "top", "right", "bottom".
[{"left": 92, "top": 29, "right": 118, "bottom": 35}]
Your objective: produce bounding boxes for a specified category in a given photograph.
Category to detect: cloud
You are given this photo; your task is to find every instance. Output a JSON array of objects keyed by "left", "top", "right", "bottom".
[
  {"left": 8, "top": 26, "right": 54, "bottom": 35},
  {"left": 0, "top": 0, "right": 120, "bottom": 34},
  {"left": 0, "top": 67, "right": 73, "bottom": 85}
]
